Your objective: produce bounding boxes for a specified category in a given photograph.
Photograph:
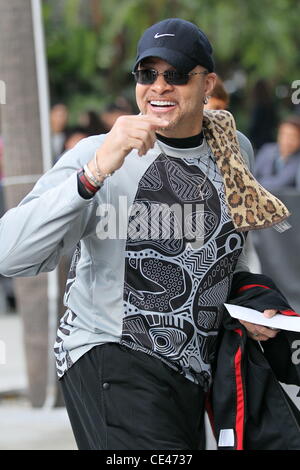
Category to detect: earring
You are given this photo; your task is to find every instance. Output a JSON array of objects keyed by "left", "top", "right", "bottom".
[{"left": 203, "top": 96, "right": 210, "bottom": 104}]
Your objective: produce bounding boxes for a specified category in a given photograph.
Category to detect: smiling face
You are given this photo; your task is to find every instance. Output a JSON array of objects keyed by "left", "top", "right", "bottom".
[{"left": 135, "top": 57, "right": 216, "bottom": 138}]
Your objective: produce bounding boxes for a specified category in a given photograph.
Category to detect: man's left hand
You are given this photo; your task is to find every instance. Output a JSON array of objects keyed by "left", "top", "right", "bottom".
[{"left": 239, "top": 309, "right": 280, "bottom": 341}]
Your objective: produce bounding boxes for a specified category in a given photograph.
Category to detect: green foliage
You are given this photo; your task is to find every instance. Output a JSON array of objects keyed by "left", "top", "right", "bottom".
[{"left": 43, "top": 0, "right": 300, "bottom": 121}]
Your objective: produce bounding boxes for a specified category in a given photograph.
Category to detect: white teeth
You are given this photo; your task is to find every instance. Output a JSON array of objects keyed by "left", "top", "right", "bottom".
[{"left": 150, "top": 101, "right": 176, "bottom": 106}]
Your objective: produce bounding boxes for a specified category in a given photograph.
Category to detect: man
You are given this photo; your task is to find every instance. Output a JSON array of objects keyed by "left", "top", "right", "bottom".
[
  {"left": 50, "top": 103, "right": 69, "bottom": 160},
  {"left": 0, "top": 19, "right": 291, "bottom": 450},
  {"left": 255, "top": 115, "right": 300, "bottom": 191},
  {"left": 204, "top": 75, "right": 229, "bottom": 111}
]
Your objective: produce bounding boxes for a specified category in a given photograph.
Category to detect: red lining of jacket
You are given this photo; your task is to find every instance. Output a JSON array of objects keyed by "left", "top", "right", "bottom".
[
  {"left": 237, "top": 284, "right": 271, "bottom": 293},
  {"left": 237, "top": 285, "right": 300, "bottom": 317},
  {"left": 234, "top": 328, "right": 244, "bottom": 450}
]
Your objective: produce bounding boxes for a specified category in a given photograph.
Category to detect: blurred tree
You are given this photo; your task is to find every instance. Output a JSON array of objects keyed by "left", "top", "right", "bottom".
[
  {"left": 0, "top": 0, "right": 49, "bottom": 407},
  {"left": 43, "top": 0, "right": 300, "bottom": 116}
]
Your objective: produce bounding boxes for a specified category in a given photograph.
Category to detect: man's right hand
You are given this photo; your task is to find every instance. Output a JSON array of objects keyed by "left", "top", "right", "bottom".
[{"left": 88, "top": 114, "right": 169, "bottom": 179}]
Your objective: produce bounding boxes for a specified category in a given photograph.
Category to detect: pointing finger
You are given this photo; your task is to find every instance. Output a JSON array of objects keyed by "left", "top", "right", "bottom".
[{"left": 138, "top": 115, "right": 169, "bottom": 128}]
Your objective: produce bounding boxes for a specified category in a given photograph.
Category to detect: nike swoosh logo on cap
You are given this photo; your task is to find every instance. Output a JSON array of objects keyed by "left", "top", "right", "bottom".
[{"left": 154, "top": 33, "right": 175, "bottom": 38}]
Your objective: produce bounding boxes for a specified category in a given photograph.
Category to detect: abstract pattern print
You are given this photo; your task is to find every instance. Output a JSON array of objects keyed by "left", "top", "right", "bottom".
[
  {"left": 121, "top": 152, "right": 246, "bottom": 389},
  {"left": 54, "top": 244, "right": 81, "bottom": 377},
  {"left": 54, "top": 308, "right": 77, "bottom": 377}
]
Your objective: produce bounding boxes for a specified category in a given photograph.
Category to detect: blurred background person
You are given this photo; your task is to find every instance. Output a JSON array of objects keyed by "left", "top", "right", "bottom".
[
  {"left": 248, "top": 79, "right": 279, "bottom": 153},
  {"left": 204, "top": 75, "right": 229, "bottom": 110},
  {"left": 78, "top": 110, "right": 107, "bottom": 136},
  {"left": 255, "top": 115, "right": 300, "bottom": 192},
  {"left": 100, "top": 96, "right": 133, "bottom": 131},
  {"left": 50, "top": 103, "right": 69, "bottom": 160},
  {"left": 62, "top": 126, "right": 88, "bottom": 152}
]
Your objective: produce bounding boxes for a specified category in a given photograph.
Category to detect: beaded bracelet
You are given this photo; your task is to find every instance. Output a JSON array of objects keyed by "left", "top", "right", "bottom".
[
  {"left": 93, "top": 151, "right": 114, "bottom": 180},
  {"left": 83, "top": 164, "right": 103, "bottom": 188},
  {"left": 81, "top": 171, "right": 100, "bottom": 193}
]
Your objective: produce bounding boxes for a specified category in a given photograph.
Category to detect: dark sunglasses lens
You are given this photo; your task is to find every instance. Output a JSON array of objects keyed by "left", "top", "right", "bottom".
[
  {"left": 133, "top": 69, "right": 190, "bottom": 85},
  {"left": 135, "top": 70, "right": 156, "bottom": 84},
  {"left": 165, "top": 71, "right": 189, "bottom": 85}
]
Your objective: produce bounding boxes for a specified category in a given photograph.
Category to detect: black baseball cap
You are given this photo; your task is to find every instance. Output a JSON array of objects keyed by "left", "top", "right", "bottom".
[{"left": 133, "top": 18, "right": 214, "bottom": 73}]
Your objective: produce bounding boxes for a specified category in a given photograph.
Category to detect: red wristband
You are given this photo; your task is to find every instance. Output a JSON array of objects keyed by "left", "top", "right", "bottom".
[{"left": 78, "top": 169, "right": 99, "bottom": 194}]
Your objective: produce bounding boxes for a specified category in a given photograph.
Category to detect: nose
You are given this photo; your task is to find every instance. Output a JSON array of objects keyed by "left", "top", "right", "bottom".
[{"left": 150, "top": 73, "right": 174, "bottom": 93}]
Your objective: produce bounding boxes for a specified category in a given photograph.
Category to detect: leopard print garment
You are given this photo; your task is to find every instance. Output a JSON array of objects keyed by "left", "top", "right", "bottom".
[{"left": 202, "top": 109, "right": 290, "bottom": 232}]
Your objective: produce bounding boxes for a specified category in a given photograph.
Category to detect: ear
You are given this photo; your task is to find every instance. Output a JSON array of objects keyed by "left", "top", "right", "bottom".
[{"left": 204, "top": 73, "right": 217, "bottom": 95}]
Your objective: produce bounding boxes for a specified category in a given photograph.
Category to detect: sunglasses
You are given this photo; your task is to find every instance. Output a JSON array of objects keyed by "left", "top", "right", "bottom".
[{"left": 132, "top": 69, "right": 209, "bottom": 86}]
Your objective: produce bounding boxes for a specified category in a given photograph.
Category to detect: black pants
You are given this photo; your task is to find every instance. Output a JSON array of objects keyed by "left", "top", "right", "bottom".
[{"left": 60, "top": 343, "right": 206, "bottom": 450}]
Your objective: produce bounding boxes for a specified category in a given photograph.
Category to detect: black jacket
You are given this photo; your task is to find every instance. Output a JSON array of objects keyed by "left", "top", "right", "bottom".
[{"left": 210, "top": 272, "right": 300, "bottom": 450}]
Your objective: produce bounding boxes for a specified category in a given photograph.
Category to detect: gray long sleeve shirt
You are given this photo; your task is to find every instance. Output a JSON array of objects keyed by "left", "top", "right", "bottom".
[{"left": 0, "top": 130, "right": 253, "bottom": 388}]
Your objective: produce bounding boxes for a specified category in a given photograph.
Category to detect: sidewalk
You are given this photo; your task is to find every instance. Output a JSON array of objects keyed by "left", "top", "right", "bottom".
[
  {"left": 0, "top": 288, "right": 76, "bottom": 450},
  {"left": 0, "top": 313, "right": 27, "bottom": 393},
  {"left": 0, "top": 399, "right": 76, "bottom": 450},
  {"left": 1, "top": 290, "right": 299, "bottom": 450}
]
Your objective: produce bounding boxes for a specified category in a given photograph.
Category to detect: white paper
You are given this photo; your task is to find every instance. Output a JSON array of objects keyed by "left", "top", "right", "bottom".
[
  {"left": 224, "top": 303, "right": 300, "bottom": 332},
  {"left": 218, "top": 429, "right": 235, "bottom": 447}
]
